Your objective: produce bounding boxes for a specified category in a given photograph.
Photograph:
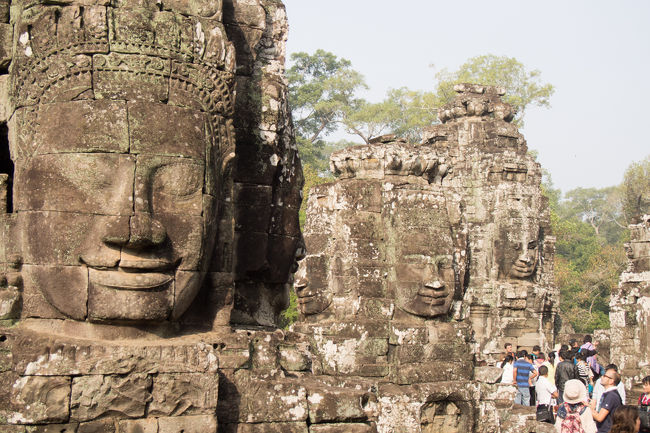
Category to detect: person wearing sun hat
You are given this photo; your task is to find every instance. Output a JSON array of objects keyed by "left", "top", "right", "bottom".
[{"left": 555, "top": 379, "right": 598, "bottom": 433}]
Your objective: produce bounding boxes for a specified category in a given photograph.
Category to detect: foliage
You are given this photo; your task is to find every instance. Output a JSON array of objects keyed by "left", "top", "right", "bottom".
[
  {"left": 561, "top": 186, "right": 626, "bottom": 244},
  {"left": 278, "top": 290, "right": 299, "bottom": 329},
  {"left": 288, "top": 50, "right": 367, "bottom": 146},
  {"left": 434, "top": 55, "right": 554, "bottom": 127},
  {"left": 549, "top": 165, "right": 643, "bottom": 333},
  {"left": 622, "top": 155, "right": 650, "bottom": 222},
  {"left": 368, "top": 87, "right": 439, "bottom": 143}
]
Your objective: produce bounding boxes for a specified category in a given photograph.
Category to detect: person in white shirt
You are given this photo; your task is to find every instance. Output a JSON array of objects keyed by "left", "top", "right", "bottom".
[
  {"left": 537, "top": 365, "right": 559, "bottom": 405},
  {"left": 536, "top": 365, "right": 558, "bottom": 424},
  {"left": 500, "top": 355, "right": 515, "bottom": 384},
  {"left": 592, "top": 363, "right": 626, "bottom": 410}
]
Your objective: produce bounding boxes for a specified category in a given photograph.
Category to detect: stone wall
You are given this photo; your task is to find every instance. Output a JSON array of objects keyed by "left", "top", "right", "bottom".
[{"left": 610, "top": 214, "right": 650, "bottom": 402}]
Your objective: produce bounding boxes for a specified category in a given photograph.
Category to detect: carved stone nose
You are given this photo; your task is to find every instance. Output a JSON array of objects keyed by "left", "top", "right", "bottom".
[
  {"left": 518, "top": 251, "right": 531, "bottom": 262},
  {"left": 425, "top": 280, "right": 444, "bottom": 290},
  {"left": 127, "top": 214, "right": 167, "bottom": 248},
  {"left": 294, "top": 277, "right": 309, "bottom": 292}
]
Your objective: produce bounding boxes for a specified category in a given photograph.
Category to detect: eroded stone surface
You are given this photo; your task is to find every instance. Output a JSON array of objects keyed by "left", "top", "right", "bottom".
[{"left": 609, "top": 214, "right": 650, "bottom": 402}]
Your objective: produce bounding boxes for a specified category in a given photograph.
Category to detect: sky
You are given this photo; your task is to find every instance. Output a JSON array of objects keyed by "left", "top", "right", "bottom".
[{"left": 281, "top": 0, "right": 650, "bottom": 194}]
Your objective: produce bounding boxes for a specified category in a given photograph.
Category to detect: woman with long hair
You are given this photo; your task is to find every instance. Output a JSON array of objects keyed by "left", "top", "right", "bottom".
[{"left": 610, "top": 405, "right": 640, "bottom": 433}]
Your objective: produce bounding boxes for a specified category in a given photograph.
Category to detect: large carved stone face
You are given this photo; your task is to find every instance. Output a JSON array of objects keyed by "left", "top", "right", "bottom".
[
  {"left": 12, "top": 98, "right": 225, "bottom": 323},
  {"left": 388, "top": 188, "right": 459, "bottom": 318}
]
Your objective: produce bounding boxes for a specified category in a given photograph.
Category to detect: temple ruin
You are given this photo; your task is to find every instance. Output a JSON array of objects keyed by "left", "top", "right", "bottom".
[
  {"left": 610, "top": 214, "right": 650, "bottom": 402},
  {"left": 0, "top": 0, "right": 644, "bottom": 432}
]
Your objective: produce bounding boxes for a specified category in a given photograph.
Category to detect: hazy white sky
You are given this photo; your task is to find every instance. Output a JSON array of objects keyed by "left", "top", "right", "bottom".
[{"left": 282, "top": 0, "right": 650, "bottom": 193}]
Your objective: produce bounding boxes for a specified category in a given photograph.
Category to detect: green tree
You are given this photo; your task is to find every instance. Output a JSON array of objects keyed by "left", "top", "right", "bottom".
[
  {"left": 561, "top": 186, "right": 626, "bottom": 244},
  {"left": 370, "top": 87, "right": 439, "bottom": 142},
  {"left": 287, "top": 50, "right": 367, "bottom": 170},
  {"left": 344, "top": 54, "right": 554, "bottom": 143},
  {"left": 622, "top": 155, "right": 650, "bottom": 222},
  {"left": 434, "top": 55, "right": 554, "bottom": 127}
]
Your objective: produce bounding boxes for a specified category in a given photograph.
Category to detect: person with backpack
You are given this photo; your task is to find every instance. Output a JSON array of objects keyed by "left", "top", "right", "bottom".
[
  {"left": 590, "top": 368, "right": 623, "bottom": 433},
  {"left": 637, "top": 375, "right": 650, "bottom": 433},
  {"left": 555, "top": 379, "right": 597, "bottom": 433}
]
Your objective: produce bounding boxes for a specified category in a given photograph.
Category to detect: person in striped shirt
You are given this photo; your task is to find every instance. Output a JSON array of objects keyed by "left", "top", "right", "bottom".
[{"left": 513, "top": 351, "right": 538, "bottom": 406}]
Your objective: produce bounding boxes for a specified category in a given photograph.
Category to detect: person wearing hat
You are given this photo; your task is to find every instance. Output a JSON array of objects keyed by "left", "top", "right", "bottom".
[{"left": 555, "top": 379, "right": 597, "bottom": 433}]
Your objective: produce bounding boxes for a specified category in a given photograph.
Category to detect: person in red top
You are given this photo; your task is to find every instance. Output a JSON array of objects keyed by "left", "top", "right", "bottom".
[{"left": 638, "top": 375, "right": 650, "bottom": 433}]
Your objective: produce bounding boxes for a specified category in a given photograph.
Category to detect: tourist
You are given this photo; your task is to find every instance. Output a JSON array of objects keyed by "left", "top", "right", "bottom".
[
  {"left": 556, "top": 345, "right": 569, "bottom": 367},
  {"left": 536, "top": 365, "right": 558, "bottom": 424},
  {"left": 593, "top": 364, "right": 627, "bottom": 411},
  {"left": 531, "top": 352, "right": 546, "bottom": 406},
  {"left": 609, "top": 405, "right": 640, "bottom": 433},
  {"left": 500, "top": 355, "right": 515, "bottom": 384},
  {"left": 546, "top": 352, "right": 557, "bottom": 386},
  {"left": 576, "top": 352, "right": 595, "bottom": 394},
  {"left": 503, "top": 342, "right": 515, "bottom": 362},
  {"left": 569, "top": 338, "right": 581, "bottom": 360},
  {"left": 580, "top": 335, "right": 600, "bottom": 378},
  {"left": 637, "top": 375, "right": 650, "bottom": 433},
  {"left": 556, "top": 350, "right": 580, "bottom": 404},
  {"left": 590, "top": 368, "right": 623, "bottom": 433},
  {"left": 513, "top": 350, "right": 537, "bottom": 406},
  {"left": 555, "top": 379, "right": 597, "bottom": 433},
  {"left": 532, "top": 345, "right": 542, "bottom": 361}
]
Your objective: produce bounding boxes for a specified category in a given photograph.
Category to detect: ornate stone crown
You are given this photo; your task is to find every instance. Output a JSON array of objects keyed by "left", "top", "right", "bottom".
[{"left": 330, "top": 138, "right": 448, "bottom": 183}]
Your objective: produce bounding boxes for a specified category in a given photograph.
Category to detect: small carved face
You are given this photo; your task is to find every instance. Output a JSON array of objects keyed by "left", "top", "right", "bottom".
[
  {"left": 294, "top": 255, "right": 332, "bottom": 316},
  {"left": 508, "top": 238, "right": 539, "bottom": 278},
  {"left": 389, "top": 188, "right": 460, "bottom": 319},
  {"left": 497, "top": 222, "right": 540, "bottom": 280},
  {"left": 13, "top": 100, "right": 224, "bottom": 322},
  {"left": 394, "top": 250, "right": 456, "bottom": 318}
]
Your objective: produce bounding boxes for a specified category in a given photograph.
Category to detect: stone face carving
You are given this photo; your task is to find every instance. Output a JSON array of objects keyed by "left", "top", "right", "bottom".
[
  {"left": 296, "top": 141, "right": 466, "bottom": 321},
  {"left": 421, "top": 84, "right": 558, "bottom": 360},
  {"left": 494, "top": 192, "right": 542, "bottom": 281},
  {"left": 6, "top": 0, "right": 236, "bottom": 324}
]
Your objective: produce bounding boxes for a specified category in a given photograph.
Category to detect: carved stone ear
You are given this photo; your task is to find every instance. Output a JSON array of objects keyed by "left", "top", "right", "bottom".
[{"left": 223, "top": 151, "right": 236, "bottom": 173}]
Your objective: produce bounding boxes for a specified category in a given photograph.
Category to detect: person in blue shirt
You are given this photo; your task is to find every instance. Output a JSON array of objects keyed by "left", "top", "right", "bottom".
[{"left": 513, "top": 350, "right": 538, "bottom": 406}]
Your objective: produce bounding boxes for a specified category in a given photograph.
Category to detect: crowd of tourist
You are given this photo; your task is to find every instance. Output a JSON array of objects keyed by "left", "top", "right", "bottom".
[{"left": 497, "top": 335, "right": 650, "bottom": 433}]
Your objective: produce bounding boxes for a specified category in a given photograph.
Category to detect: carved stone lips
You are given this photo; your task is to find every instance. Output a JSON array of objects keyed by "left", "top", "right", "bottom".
[
  {"left": 511, "top": 260, "right": 535, "bottom": 276},
  {"left": 418, "top": 286, "right": 448, "bottom": 298},
  {"left": 89, "top": 268, "right": 173, "bottom": 291}
]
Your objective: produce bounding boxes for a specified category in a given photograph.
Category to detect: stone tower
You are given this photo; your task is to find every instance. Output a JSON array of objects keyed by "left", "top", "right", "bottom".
[{"left": 422, "top": 84, "right": 558, "bottom": 361}]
